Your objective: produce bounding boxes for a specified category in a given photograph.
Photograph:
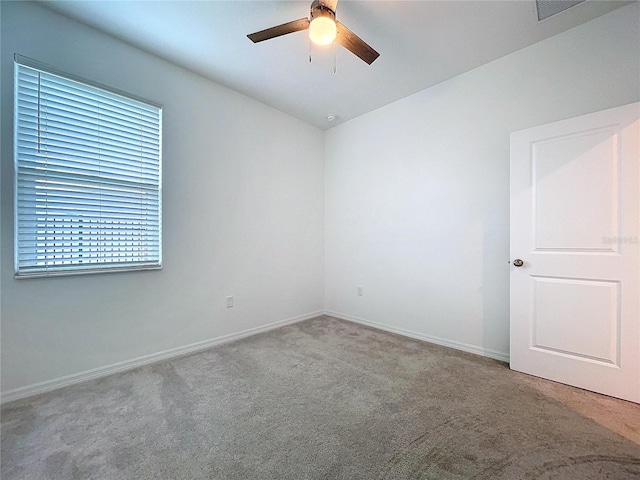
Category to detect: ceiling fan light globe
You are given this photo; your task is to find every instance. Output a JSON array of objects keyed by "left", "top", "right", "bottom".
[{"left": 309, "top": 17, "right": 336, "bottom": 45}]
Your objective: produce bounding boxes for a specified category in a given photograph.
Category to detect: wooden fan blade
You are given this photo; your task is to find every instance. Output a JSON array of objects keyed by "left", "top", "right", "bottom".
[
  {"left": 247, "top": 18, "right": 310, "bottom": 43},
  {"left": 335, "top": 21, "right": 379, "bottom": 65}
]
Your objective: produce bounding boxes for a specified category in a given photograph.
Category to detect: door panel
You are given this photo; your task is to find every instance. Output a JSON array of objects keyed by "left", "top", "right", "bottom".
[
  {"left": 532, "top": 276, "right": 619, "bottom": 364},
  {"left": 510, "top": 102, "right": 639, "bottom": 403},
  {"left": 532, "top": 128, "right": 618, "bottom": 251}
]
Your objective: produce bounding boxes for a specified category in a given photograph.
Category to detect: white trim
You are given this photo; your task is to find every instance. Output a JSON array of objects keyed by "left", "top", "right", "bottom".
[
  {"left": 1, "top": 311, "right": 323, "bottom": 404},
  {"left": 325, "top": 310, "right": 510, "bottom": 363}
]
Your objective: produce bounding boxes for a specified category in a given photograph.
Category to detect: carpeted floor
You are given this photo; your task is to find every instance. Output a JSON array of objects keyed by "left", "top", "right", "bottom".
[{"left": 2, "top": 315, "right": 640, "bottom": 479}]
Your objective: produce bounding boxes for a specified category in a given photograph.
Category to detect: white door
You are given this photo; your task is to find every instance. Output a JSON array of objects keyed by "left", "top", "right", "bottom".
[{"left": 510, "top": 102, "right": 640, "bottom": 403}]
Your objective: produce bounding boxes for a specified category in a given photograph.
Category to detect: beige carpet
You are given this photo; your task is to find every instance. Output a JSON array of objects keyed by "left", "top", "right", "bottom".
[{"left": 2, "top": 315, "right": 639, "bottom": 479}]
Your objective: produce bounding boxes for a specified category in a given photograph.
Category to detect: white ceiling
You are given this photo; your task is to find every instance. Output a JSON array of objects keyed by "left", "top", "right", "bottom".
[{"left": 41, "top": 0, "right": 630, "bottom": 130}]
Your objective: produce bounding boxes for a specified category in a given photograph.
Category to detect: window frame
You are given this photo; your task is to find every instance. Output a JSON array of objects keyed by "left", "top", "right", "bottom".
[{"left": 13, "top": 55, "right": 163, "bottom": 278}]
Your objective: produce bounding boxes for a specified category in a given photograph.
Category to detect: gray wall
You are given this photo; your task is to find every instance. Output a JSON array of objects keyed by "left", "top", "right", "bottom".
[
  {"left": 1, "top": 2, "right": 325, "bottom": 394},
  {"left": 324, "top": 4, "right": 640, "bottom": 359}
]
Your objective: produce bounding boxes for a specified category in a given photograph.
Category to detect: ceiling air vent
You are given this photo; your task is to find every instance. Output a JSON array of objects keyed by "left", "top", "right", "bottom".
[{"left": 536, "top": 0, "right": 586, "bottom": 21}]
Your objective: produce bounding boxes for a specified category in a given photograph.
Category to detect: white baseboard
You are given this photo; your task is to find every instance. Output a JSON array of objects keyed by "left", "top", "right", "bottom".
[
  {"left": 1, "top": 310, "right": 323, "bottom": 404},
  {"left": 325, "top": 310, "right": 510, "bottom": 363},
  {"left": 1, "top": 310, "right": 508, "bottom": 404}
]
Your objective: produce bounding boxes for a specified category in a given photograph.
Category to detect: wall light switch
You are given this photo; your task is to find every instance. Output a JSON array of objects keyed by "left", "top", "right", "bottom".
[
  {"left": 357, "top": 286, "right": 363, "bottom": 296},
  {"left": 226, "top": 296, "right": 234, "bottom": 308}
]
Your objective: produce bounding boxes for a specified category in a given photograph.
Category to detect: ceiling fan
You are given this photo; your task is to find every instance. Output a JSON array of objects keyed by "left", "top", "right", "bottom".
[{"left": 247, "top": 0, "right": 380, "bottom": 65}]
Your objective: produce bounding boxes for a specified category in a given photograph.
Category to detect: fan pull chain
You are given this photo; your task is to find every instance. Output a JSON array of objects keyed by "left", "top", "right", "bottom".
[
  {"left": 333, "top": 41, "right": 337, "bottom": 74},
  {"left": 309, "top": 38, "right": 312, "bottom": 64}
]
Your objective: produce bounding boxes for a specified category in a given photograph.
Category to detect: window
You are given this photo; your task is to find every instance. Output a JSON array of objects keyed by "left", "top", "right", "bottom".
[{"left": 14, "top": 56, "right": 162, "bottom": 277}]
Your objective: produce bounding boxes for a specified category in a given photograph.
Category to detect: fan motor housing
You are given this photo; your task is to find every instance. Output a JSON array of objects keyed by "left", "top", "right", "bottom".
[{"left": 310, "top": 1, "right": 336, "bottom": 21}]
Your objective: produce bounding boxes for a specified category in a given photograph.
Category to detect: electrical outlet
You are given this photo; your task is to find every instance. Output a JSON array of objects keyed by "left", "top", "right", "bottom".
[
  {"left": 226, "top": 296, "right": 233, "bottom": 308},
  {"left": 357, "top": 286, "right": 363, "bottom": 296}
]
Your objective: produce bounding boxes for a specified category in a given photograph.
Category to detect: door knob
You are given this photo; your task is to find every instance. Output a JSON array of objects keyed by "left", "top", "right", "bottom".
[{"left": 513, "top": 259, "right": 524, "bottom": 267}]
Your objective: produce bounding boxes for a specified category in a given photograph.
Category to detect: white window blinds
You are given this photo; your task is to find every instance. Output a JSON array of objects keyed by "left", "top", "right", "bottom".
[{"left": 14, "top": 57, "right": 162, "bottom": 277}]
